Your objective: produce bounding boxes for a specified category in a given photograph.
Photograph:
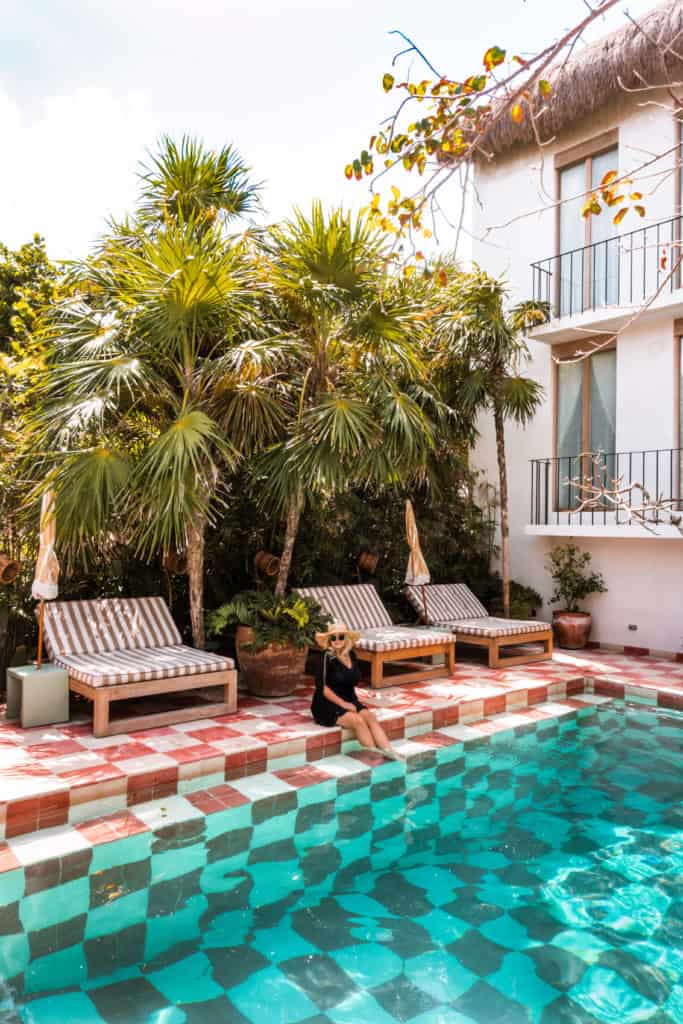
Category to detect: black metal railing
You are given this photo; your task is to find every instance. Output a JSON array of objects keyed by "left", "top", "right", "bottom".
[
  {"left": 530, "top": 448, "right": 683, "bottom": 526},
  {"left": 531, "top": 216, "right": 682, "bottom": 319}
]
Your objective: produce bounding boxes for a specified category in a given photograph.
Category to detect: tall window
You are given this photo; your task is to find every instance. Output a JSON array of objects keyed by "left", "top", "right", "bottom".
[
  {"left": 556, "top": 348, "right": 617, "bottom": 508},
  {"left": 559, "top": 146, "right": 619, "bottom": 315}
]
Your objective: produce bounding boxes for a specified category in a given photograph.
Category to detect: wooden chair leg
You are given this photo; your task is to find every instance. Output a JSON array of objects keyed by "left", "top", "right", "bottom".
[
  {"left": 224, "top": 671, "right": 237, "bottom": 713},
  {"left": 370, "top": 654, "right": 383, "bottom": 687},
  {"left": 488, "top": 640, "right": 500, "bottom": 669},
  {"left": 93, "top": 692, "right": 110, "bottom": 738},
  {"left": 446, "top": 642, "right": 456, "bottom": 674}
]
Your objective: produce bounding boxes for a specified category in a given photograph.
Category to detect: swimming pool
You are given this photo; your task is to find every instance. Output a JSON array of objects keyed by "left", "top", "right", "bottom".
[{"left": 1, "top": 701, "right": 681, "bottom": 1023}]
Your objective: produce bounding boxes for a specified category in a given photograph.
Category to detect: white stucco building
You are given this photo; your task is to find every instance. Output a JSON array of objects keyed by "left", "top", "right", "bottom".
[{"left": 471, "top": 1, "right": 683, "bottom": 655}]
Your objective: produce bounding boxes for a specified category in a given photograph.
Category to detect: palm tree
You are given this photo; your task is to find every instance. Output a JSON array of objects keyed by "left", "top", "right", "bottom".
[
  {"left": 432, "top": 267, "right": 546, "bottom": 618},
  {"left": 258, "top": 202, "right": 438, "bottom": 595},
  {"left": 36, "top": 139, "right": 282, "bottom": 647}
]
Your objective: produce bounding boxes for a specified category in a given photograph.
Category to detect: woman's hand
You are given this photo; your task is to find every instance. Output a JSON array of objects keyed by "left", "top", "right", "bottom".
[{"left": 342, "top": 700, "right": 357, "bottom": 712}]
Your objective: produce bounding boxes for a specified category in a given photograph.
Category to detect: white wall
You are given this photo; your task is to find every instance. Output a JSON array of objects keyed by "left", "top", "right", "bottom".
[{"left": 470, "top": 90, "right": 683, "bottom": 654}]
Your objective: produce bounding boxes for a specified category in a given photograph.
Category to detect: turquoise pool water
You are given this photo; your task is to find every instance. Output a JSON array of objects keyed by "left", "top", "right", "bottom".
[{"left": 1, "top": 701, "right": 682, "bottom": 1023}]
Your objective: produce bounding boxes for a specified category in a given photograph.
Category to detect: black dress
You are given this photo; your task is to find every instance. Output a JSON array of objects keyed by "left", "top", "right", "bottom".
[{"left": 311, "top": 650, "right": 366, "bottom": 727}]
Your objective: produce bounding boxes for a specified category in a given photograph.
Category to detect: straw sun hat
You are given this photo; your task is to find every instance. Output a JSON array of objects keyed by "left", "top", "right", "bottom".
[{"left": 314, "top": 622, "right": 361, "bottom": 650}]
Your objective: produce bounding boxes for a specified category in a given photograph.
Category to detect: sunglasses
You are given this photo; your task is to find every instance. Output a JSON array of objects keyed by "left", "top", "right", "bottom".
[{"left": 330, "top": 633, "right": 346, "bottom": 641}]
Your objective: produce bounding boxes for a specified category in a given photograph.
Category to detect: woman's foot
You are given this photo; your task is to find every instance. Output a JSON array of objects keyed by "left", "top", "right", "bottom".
[{"left": 375, "top": 746, "right": 406, "bottom": 761}]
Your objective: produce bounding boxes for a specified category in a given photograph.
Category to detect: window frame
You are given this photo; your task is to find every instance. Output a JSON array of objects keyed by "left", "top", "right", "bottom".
[
  {"left": 552, "top": 338, "right": 617, "bottom": 512},
  {"left": 554, "top": 130, "right": 619, "bottom": 313}
]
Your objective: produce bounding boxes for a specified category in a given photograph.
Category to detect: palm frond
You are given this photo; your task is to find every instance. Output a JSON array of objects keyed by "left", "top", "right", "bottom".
[
  {"left": 53, "top": 448, "right": 130, "bottom": 556},
  {"left": 138, "top": 135, "right": 261, "bottom": 225},
  {"left": 499, "top": 374, "right": 545, "bottom": 424},
  {"left": 129, "top": 409, "right": 236, "bottom": 557}
]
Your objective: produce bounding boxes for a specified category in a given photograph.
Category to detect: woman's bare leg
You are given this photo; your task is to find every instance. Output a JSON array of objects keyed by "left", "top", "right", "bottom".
[
  {"left": 338, "top": 711, "right": 374, "bottom": 749},
  {"left": 359, "top": 709, "right": 395, "bottom": 752}
]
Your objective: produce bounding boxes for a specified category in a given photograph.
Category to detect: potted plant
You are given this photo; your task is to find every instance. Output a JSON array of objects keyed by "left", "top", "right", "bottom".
[
  {"left": 546, "top": 543, "right": 607, "bottom": 649},
  {"left": 206, "top": 590, "right": 329, "bottom": 697}
]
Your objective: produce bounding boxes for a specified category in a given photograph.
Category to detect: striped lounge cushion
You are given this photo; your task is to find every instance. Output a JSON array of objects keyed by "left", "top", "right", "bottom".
[
  {"left": 55, "top": 645, "right": 234, "bottom": 687},
  {"left": 357, "top": 626, "right": 454, "bottom": 653},
  {"left": 43, "top": 597, "right": 182, "bottom": 659},
  {"left": 435, "top": 617, "right": 551, "bottom": 638},
  {"left": 296, "top": 584, "right": 392, "bottom": 631},
  {"left": 405, "top": 583, "right": 488, "bottom": 623}
]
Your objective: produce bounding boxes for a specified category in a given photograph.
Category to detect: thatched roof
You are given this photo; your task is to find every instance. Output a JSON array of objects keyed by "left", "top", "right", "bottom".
[{"left": 481, "top": 0, "right": 683, "bottom": 159}]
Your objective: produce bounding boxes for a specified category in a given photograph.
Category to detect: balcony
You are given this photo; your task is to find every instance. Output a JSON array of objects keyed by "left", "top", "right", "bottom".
[
  {"left": 528, "top": 448, "right": 683, "bottom": 538},
  {"left": 530, "top": 216, "right": 683, "bottom": 341}
]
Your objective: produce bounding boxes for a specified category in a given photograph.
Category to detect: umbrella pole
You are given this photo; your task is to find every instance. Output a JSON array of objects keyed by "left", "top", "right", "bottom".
[{"left": 36, "top": 600, "right": 44, "bottom": 670}]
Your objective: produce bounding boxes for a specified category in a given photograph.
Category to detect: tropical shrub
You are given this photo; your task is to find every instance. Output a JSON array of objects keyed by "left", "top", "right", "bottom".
[{"left": 207, "top": 590, "right": 329, "bottom": 652}]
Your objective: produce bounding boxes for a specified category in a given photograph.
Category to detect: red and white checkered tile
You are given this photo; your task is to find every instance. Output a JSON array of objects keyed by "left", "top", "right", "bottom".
[{"left": 0, "top": 648, "right": 681, "bottom": 844}]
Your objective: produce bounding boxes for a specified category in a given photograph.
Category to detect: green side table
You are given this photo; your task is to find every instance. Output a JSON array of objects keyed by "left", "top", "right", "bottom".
[{"left": 5, "top": 663, "right": 69, "bottom": 728}]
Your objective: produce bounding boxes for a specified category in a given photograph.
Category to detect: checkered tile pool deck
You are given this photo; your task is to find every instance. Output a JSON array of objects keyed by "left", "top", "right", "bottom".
[
  {"left": 0, "top": 695, "right": 681, "bottom": 1023},
  {"left": 1, "top": 648, "right": 682, "bottom": 843}
]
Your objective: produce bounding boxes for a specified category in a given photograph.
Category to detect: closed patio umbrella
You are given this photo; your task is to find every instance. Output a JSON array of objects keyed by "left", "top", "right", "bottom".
[
  {"left": 32, "top": 490, "right": 60, "bottom": 669},
  {"left": 404, "top": 499, "right": 430, "bottom": 622}
]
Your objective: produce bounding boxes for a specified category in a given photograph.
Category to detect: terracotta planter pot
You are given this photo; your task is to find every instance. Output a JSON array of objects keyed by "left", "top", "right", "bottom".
[
  {"left": 552, "top": 610, "right": 592, "bottom": 650},
  {"left": 235, "top": 625, "right": 306, "bottom": 697}
]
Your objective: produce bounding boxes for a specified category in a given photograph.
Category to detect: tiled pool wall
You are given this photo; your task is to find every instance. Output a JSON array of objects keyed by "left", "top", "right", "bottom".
[
  {"left": 1, "top": 671, "right": 681, "bottom": 847},
  {"left": 1, "top": 677, "right": 591, "bottom": 844},
  {"left": 1, "top": 698, "right": 681, "bottom": 1024}
]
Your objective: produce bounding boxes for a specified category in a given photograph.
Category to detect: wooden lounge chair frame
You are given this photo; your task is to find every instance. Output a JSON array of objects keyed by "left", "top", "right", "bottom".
[
  {"left": 42, "top": 596, "right": 237, "bottom": 737},
  {"left": 406, "top": 583, "right": 553, "bottom": 669},
  {"left": 297, "top": 584, "right": 456, "bottom": 689},
  {"left": 448, "top": 629, "right": 553, "bottom": 669},
  {"left": 354, "top": 641, "right": 456, "bottom": 688},
  {"left": 70, "top": 672, "right": 237, "bottom": 738}
]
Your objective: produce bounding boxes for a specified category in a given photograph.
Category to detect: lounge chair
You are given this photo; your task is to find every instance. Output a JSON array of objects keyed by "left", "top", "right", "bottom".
[
  {"left": 42, "top": 596, "right": 237, "bottom": 737},
  {"left": 296, "top": 583, "right": 455, "bottom": 688},
  {"left": 405, "top": 583, "right": 552, "bottom": 668}
]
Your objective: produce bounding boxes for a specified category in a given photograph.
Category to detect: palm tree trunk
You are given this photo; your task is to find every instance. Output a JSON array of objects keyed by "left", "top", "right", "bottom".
[
  {"left": 275, "top": 487, "right": 304, "bottom": 598},
  {"left": 186, "top": 514, "right": 206, "bottom": 648},
  {"left": 493, "top": 397, "right": 511, "bottom": 619}
]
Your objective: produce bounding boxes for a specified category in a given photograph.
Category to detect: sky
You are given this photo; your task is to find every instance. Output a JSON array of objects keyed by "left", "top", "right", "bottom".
[{"left": 0, "top": 0, "right": 659, "bottom": 260}]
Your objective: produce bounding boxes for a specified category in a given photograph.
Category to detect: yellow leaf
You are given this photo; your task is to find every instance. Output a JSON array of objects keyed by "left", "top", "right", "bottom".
[
  {"left": 600, "top": 169, "right": 618, "bottom": 188},
  {"left": 612, "top": 207, "right": 628, "bottom": 226},
  {"left": 382, "top": 73, "right": 395, "bottom": 92},
  {"left": 605, "top": 194, "right": 625, "bottom": 207},
  {"left": 538, "top": 79, "right": 552, "bottom": 96},
  {"left": 483, "top": 46, "right": 506, "bottom": 71},
  {"left": 634, "top": 205, "right": 646, "bottom": 217},
  {"left": 581, "top": 197, "right": 597, "bottom": 218},
  {"left": 344, "top": 165, "right": 353, "bottom": 180},
  {"left": 510, "top": 103, "right": 524, "bottom": 124},
  {"left": 391, "top": 185, "right": 401, "bottom": 202},
  {"left": 630, "top": 191, "right": 643, "bottom": 200}
]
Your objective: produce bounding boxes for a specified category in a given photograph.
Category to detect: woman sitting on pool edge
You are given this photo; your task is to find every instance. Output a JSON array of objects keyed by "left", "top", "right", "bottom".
[{"left": 311, "top": 622, "right": 404, "bottom": 760}]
